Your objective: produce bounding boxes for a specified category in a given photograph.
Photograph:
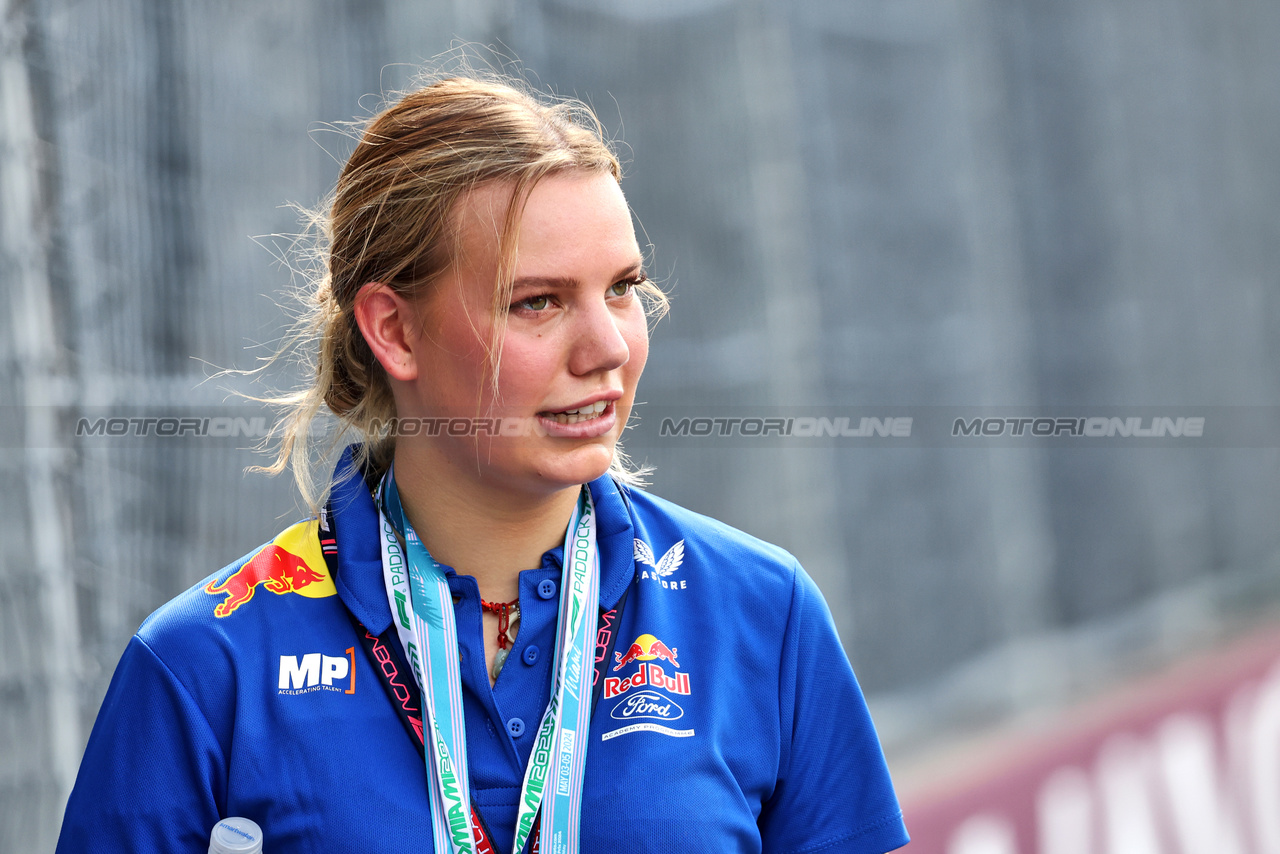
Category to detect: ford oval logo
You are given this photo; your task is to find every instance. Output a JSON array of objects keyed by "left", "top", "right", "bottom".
[{"left": 610, "top": 690, "right": 684, "bottom": 721}]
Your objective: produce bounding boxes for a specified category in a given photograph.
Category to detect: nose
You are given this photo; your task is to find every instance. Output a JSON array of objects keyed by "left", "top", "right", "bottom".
[{"left": 568, "top": 297, "right": 632, "bottom": 377}]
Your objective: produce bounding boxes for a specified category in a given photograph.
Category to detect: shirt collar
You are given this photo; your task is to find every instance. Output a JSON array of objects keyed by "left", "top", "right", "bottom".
[
  {"left": 329, "top": 446, "right": 638, "bottom": 634},
  {"left": 585, "top": 473, "right": 637, "bottom": 611}
]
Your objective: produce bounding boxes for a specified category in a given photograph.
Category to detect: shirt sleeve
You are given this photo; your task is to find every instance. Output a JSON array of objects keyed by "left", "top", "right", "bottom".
[
  {"left": 757, "top": 562, "right": 910, "bottom": 854},
  {"left": 57, "top": 634, "right": 226, "bottom": 853}
]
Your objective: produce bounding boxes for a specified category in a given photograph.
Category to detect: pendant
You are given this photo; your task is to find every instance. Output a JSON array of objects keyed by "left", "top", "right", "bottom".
[{"left": 492, "top": 646, "right": 510, "bottom": 681}]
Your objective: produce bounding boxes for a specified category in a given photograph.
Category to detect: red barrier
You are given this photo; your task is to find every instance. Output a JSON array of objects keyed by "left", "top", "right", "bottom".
[{"left": 898, "top": 622, "right": 1280, "bottom": 854}]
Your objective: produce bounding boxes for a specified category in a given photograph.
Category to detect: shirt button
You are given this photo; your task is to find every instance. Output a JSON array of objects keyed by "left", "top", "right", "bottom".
[
  {"left": 522, "top": 645, "right": 539, "bottom": 666},
  {"left": 537, "top": 579, "right": 557, "bottom": 600},
  {"left": 507, "top": 717, "right": 526, "bottom": 738}
]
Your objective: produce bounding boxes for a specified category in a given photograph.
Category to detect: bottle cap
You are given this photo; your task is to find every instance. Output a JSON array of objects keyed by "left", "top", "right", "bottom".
[{"left": 208, "top": 817, "right": 263, "bottom": 854}]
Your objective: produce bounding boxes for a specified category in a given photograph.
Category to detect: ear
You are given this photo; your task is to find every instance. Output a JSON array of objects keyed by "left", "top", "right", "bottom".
[{"left": 353, "top": 282, "right": 419, "bottom": 382}]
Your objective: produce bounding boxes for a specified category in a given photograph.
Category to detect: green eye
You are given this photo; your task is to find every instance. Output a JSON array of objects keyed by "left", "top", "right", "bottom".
[
  {"left": 611, "top": 273, "right": 646, "bottom": 297},
  {"left": 525, "top": 295, "right": 549, "bottom": 311}
]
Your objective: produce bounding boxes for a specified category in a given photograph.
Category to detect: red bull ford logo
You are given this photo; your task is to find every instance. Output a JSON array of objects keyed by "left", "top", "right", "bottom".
[
  {"left": 205, "top": 520, "right": 336, "bottom": 617},
  {"left": 605, "top": 633, "right": 691, "bottom": 699}
]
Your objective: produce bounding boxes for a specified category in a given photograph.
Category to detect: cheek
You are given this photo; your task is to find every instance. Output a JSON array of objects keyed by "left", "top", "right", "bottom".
[
  {"left": 623, "top": 311, "right": 650, "bottom": 380},
  {"left": 424, "top": 301, "right": 502, "bottom": 388},
  {"left": 493, "top": 340, "right": 557, "bottom": 403},
  {"left": 422, "top": 337, "right": 490, "bottom": 407}
]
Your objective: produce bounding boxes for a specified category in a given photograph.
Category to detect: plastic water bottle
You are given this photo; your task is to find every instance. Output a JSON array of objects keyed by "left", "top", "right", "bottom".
[{"left": 208, "top": 817, "right": 263, "bottom": 854}]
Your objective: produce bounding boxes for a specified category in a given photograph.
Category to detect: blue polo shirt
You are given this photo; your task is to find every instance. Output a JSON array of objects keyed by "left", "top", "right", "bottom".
[{"left": 58, "top": 448, "right": 908, "bottom": 853}]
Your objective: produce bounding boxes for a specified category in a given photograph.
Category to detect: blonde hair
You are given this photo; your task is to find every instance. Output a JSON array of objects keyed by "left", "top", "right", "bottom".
[{"left": 262, "top": 74, "right": 667, "bottom": 511}]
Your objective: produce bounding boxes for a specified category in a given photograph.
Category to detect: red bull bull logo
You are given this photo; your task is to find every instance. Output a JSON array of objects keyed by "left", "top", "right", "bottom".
[
  {"left": 205, "top": 520, "right": 336, "bottom": 617},
  {"left": 613, "top": 633, "right": 680, "bottom": 671},
  {"left": 605, "top": 633, "right": 690, "bottom": 700}
]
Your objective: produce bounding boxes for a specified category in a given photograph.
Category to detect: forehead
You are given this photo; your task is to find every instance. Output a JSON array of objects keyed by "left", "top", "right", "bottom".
[{"left": 448, "top": 171, "right": 640, "bottom": 278}]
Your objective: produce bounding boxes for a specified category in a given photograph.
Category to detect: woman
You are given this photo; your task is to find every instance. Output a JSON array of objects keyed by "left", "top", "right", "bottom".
[{"left": 58, "top": 75, "right": 909, "bottom": 853}]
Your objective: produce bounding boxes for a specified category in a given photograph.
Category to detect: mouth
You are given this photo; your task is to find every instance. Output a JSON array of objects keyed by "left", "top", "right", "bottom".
[
  {"left": 539, "top": 400, "right": 611, "bottom": 425},
  {"left": 535, "top": 396, "right": 621, "bottom": 439}
]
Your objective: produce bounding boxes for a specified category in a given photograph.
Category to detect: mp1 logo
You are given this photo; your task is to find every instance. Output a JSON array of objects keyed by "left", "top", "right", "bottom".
[{"left": 278, "top": 649, "right": 356, "bottom": 695}]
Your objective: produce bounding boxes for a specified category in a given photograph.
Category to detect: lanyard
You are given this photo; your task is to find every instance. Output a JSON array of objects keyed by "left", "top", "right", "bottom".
[
  {"left": 376, "top": 466, "right": 601, "bottom": 854},
  {"left": 346, "top": 603, "right": 628, "bottom": 854},
  {"left": 319, "top": 476, "right": 629, "bottom": 853}
]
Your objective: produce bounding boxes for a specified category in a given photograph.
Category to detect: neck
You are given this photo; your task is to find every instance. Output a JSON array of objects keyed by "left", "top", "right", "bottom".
[{"left": 388, "top": 449, "right": 581, "bottom": 604}]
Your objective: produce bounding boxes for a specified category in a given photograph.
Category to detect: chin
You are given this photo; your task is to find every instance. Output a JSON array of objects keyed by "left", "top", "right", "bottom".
[{"left": 531, "top": 443, "right": 617, "bottom": 490}]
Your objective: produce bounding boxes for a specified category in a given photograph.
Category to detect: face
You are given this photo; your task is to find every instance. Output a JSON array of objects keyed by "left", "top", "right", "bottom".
[{"left": 398, "top": 170, "right": 649, "bottom": 497}]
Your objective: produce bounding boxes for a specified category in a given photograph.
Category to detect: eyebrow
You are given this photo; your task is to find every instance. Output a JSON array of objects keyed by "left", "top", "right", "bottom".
[{"left": 511, "top": 261, "right": 643, "bottom": 291}]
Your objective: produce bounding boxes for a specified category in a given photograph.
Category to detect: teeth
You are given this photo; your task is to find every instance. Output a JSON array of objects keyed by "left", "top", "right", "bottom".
[{"left": 546, "top": 400, "right": 609, "bottom": 424}]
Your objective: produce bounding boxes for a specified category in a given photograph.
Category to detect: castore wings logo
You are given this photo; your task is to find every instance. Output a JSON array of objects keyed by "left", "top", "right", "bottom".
[{"left": 634, "top": 538, "right": 687, "bottom": 589}]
